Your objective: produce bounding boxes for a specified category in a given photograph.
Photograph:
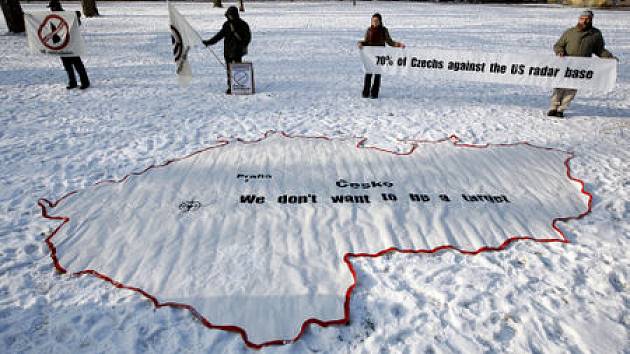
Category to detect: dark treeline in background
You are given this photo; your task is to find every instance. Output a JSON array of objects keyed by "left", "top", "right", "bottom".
[
  {"left": 2, "top": 0, "right": 628, "bottom": 34},
  {"left": 2, "top": 0, "right": 99, "bottom": 33}
]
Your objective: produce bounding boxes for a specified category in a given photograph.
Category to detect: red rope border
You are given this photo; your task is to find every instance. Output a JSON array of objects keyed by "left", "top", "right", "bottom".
[{"left": 37, "top": 131, "right": 592, "bottom": 349}]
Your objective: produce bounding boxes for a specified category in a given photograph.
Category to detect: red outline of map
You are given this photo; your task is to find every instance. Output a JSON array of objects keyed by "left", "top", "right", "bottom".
[{"left": 37, "top": 132, "right": 592, "bottom": 349}]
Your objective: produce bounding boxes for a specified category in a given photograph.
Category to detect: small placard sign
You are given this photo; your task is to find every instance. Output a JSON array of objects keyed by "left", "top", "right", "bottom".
[{"left": 230, "top": 62, "right": 255, "bottom": 95}]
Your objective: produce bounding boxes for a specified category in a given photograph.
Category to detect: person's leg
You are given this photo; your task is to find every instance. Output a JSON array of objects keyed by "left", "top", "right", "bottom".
[
  {"left": 557, "top": 89, "right": 577, "bottom": 113},
  {"left": 72, "top": 57, "right": 90, "bottom": 89},
  {"left": 549, "top": 88, "right": 562, "bottom": 113},
  {"left": 370, "top": 74, "right": 381, "bottom": 98},
  {"left": 225, "top": 56, "right": 233, "bottom": 94},
  {"left": 61, "top": 57, "right": 77, "bottom": 89},
  {"left": 362, "top": 74, "right": 372, "bottom": 98}
]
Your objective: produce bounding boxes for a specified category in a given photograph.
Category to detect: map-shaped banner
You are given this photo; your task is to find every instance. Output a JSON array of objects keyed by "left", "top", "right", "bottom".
[{"left": 38, "top": 132, "right": 590, "bottom": 348}]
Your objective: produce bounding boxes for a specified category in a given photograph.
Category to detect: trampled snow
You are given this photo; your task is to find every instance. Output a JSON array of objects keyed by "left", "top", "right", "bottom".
[{"left": 1, "top": 1, "right": 628, "bottom": 353}]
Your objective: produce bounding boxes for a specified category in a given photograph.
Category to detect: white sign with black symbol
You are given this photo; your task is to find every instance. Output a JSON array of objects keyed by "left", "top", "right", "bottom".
[
  {"left": 24, "top": 11, "right": 86, "bottom": 56},
  {"left": 230, "top": 62, "right": 255, "bottom": 95}
]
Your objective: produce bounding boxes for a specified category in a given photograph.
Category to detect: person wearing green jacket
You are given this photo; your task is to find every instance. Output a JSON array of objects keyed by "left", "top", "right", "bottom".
[{"left": 548, "top": 10, "right": 616, "bottom": 118}]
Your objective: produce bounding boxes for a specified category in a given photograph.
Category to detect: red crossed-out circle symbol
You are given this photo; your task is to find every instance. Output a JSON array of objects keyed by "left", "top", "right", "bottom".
[{"left": 37, "top": 14, "right": 70, "bottom": 51}]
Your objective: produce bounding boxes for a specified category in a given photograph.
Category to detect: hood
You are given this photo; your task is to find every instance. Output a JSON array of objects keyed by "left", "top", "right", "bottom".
[{"left": 225, "top": 6, "right": 239, "bottom": 21}]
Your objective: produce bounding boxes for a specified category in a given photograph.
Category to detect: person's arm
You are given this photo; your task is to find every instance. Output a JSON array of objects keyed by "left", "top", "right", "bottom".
[
  {"left": 594, "top": 32, "right": 615, "bottom": 59},
  {"left": 234, "top": 22, "right": 251, "bottom": 45},
  {"left": 553, "top": 30, "right": 568, "bottom": 56},
  {"left": 384, "top": 28, "right": 405, "bottom": 48},
  {"left": 244, "top": 23, "right": 252, "bottom": 46},
  {"left": 203, "top": 24, "right": 227, "bottom": 46},
  {"left": 358, "top": 29, "right": 368, "bottom": 48}
]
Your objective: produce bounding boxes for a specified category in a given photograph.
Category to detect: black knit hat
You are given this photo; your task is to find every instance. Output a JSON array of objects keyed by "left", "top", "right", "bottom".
[{"left": 225, "top": 6, "right": 239, "bottom": 20}]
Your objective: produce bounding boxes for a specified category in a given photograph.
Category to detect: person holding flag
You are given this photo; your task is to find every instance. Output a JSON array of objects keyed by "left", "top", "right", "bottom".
[{"left": 203, "top": 6, "right": 251, "bottom": 94}]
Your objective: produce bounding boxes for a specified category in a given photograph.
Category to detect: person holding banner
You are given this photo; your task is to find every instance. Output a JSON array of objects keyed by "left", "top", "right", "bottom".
[
  {"left": 548, "top": 10, "right": 616, "bottom": 117},
  {"left": 48, "top": 0, "right": 90, "bottom": 89},
  {"left": 357, "top": 13, "right": 405, "bottom": 99},
  {"left": 203, "top": 6, "right": 251, "bottom": 94}
]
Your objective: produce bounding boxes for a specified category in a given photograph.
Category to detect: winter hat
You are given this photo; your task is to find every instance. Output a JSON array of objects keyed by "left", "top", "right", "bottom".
[{"left": 580, "top": 10, "right": 593, "bottom": 18}]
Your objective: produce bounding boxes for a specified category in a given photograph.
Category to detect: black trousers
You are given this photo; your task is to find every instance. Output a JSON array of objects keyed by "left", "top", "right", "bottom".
[
  {"left": 362, "top": 74, "right": 381, "bottom": 98},
  {"left": 225, "top": 56, "right": 243, "bottom": 91},
  {"left": 61, "top": 56, "right": 89, "bottom": 86}
]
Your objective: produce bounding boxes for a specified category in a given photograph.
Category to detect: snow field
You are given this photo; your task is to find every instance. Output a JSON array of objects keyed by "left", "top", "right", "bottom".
[{"left": 1, "top": 1, "right": 628, "bottom": 353}]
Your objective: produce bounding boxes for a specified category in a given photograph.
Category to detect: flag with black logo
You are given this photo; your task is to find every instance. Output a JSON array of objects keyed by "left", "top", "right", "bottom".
[{"left": 168, "top": 3, "right": 202, "bottom": 86}]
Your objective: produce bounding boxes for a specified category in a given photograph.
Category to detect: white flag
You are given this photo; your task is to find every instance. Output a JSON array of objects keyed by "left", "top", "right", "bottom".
[
  {"left": 361, "top": 47, "right": 617, "bottom": 93},
  {"left": 168, "top": 3, "right": 203, "bottom": 86},
  {"left": 24, "top": 11, "right": 86, "bottom": 57}
]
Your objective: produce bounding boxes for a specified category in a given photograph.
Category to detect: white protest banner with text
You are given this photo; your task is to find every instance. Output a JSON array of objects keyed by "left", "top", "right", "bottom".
[
  {"left": 360, "top": 47, "right": 617, "bottom": 93},
  {"left": 25, "top": 11, "right": 85, "bottom": 57}
]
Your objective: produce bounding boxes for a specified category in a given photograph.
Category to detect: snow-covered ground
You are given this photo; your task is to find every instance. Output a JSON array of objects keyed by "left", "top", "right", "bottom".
[{"left": 1, "top": 1, "right": 628, "bottom": 352}]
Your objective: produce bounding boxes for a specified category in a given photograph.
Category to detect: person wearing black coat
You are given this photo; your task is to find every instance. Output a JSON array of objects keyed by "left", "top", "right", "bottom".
[
  {"left": 203, "top": 6, "right": 251, "bottom": 94},
  {"left": 48, "top": 0, "right": 90, "bottom": 89}
]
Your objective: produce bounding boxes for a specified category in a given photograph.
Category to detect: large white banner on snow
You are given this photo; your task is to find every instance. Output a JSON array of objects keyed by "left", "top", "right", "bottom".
[
  {"left": 39, "top": 133, "right": 590, "bottom": 347},
  {"left": 24, "top": 11, "right": 85, "bottom": 57},
  {"left": 360, "top": 47, "right": 617, "bottom": 93}
]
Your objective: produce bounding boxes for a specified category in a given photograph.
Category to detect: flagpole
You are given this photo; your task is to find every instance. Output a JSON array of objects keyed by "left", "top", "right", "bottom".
[
  {"left": 168, "top": 0, "right": 226, "bottom": 70},
  {"left": 206, "top": 46, "right": 226, "bottom": 69}
]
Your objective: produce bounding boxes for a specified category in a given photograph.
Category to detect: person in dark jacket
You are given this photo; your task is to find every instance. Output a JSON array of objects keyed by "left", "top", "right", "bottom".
[
  {"left": 203, "top": 6, "right": 251, "bottom": 94},
  {"left": 48, "top": 0, "right": 90, "bottom": 89},
  {"left": 547, "top": 10, "right": 616, "bottom": 117},
  {"left": 48, "top": 0, "right": 90, "bottom": 90},
  {"left": 357, "top": 13, "right": 405, "bottom": 99}
]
